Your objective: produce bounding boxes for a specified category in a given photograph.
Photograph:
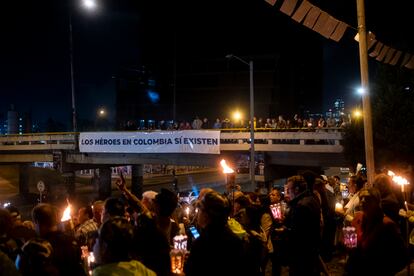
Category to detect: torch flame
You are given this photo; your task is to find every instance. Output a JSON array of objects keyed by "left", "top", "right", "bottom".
[
  {"left": 61, "top": 203, "right": 72, "bottom": 222},
  {"left": 220, "top": 159, "right": 234, "bottom": 174},
  {"left": 388, "top": 170, "right": 409, "bottom": 186}
]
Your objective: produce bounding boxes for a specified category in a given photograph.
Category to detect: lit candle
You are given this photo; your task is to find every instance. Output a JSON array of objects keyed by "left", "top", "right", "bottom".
[
  {"left": 335, "top": 202, "right": 344, "bottom": 213},
  {"left": 185, "top": 207, "right": 190, "bottom": 218}
]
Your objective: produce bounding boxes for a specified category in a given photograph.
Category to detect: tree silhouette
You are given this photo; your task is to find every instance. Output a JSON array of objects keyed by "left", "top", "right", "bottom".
[{"left": 342, "top": 65, "right": 414, "bottom": 170}]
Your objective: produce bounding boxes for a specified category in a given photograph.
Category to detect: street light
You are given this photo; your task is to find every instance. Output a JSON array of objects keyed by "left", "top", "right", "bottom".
[
  {"left": 69, "top": 0, "right": 97, "bottom": 132},
  {"left": 226, "top": 54, "right": 255, "bottom": 189},
  {"left": 98, "top": 107, "right": 106, "bottom": 117}
]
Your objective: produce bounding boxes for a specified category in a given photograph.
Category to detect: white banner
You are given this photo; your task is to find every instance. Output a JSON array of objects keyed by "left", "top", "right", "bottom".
[{"left": 79, "top": 131, "right": 220, "bottom": 154}]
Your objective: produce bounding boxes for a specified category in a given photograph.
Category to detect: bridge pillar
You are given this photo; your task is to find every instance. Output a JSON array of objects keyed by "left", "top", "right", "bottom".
[
  {"left": 18, "top": 164, "right": 30, "bottom": 196},
  {"left": 62, "top": 172, "right": 76, "bottom": 200},
  {"left": 131, "top": 165, "right": 143, "bottom": 198},
  {"left": 98, "top": 167, "right": 112, "bottom": 200}
]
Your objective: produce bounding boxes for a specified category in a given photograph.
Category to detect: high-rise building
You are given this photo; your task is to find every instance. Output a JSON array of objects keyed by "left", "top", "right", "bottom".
[{"left": 333, "top": 98, "right": 345, "bottom": 120}]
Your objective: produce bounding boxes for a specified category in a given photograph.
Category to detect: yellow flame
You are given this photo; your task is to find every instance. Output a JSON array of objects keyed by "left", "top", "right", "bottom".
[
  {"left": 61, "top": 204, "right": 72, "bottom": 222},
  {"left": 388, "top": 170, "right": 409, "bottom": 186},
  {"left": 220, "top": 159, "right": 234, "bottom": 174}
]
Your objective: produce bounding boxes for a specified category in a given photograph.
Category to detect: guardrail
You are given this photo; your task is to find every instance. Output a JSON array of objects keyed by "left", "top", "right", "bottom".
[
  {"left": 0, "top": 133, "right": 77, "bottom": 151},
  {"left": 0, "top": 129, "right": 342, "bottom": 153}
]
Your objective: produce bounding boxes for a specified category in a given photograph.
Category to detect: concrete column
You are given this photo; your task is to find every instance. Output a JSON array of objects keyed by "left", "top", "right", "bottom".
[
  {"left": 18, "top": 164, "right": 30, "bottom": 196},
  {"left": 98, "top": 167, "right": 112, "bottom": 200},
  {"left": 131, "top": 165, "right": 144, "bottom": 198},
  {"left": 62, "top": 171, "right": 76, "bottom": 200}
]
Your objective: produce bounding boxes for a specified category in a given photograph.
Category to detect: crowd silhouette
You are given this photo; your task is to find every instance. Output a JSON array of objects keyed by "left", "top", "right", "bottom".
[{"left": 0, "top": 170, "right": 412, "bottom": 275}]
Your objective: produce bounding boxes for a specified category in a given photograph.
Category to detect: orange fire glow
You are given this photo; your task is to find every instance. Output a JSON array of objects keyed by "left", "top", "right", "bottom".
[
  {"left": 61, "top": 203, "right": 72, "bottom": 222},
  {"left": 220, "top": 159, "right": 234, "bottom": 174}
]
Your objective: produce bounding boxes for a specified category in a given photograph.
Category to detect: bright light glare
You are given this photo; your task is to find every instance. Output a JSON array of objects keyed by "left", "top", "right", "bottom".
[
  {"left": 353, "top": 110, "right": 362, "bottom": 118},
  {"left": 98, "top": 108, "right": 106, "bottom": 117},
  {"left": 357, "top": 88, "right": 365, "bottom": 95},
  {"left": 233, "top": 111, "right": 242, "bottom": 121},
  {"left": 83, "top": 0, "right": 97, "bottom": 9}
]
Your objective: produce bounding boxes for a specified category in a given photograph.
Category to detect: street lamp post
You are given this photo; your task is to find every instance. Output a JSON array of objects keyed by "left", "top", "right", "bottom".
[
  {"left": 69, "top": 0, "right": 97, "bottom": 133},
  {"left": 226, "top": 54, "right": 255, "bottom": 189},
  {"left": 69, "top": 14, "right": 77, "bottom": 132}
]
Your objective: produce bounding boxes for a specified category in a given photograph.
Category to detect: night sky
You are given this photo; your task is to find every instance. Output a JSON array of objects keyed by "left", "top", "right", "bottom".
[{"left": 0, "top": 0, "right": 413, "bottom": 127}]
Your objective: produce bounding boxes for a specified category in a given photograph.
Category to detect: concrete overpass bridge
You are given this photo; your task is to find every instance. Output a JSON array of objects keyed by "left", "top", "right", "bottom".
[{"left": 0, "top": 129, "right": 347, "bottom": 198}]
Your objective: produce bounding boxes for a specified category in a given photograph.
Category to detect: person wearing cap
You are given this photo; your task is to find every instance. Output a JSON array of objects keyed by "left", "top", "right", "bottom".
[{"left": 346, "top": 187, "right": 407, "bottom": 275}]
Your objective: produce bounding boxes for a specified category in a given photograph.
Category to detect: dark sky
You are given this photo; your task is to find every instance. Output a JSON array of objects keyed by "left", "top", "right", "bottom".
[{"left": 0, "top": 0, "right": 413, "bottom": 126}]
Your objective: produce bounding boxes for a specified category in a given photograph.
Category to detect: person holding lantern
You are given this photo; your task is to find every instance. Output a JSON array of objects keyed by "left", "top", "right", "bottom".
[{"left": 345, "top": 187, "right": 407, "bottom": 275}]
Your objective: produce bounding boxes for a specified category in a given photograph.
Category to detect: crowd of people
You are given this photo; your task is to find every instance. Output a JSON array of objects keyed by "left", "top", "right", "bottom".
[
  {"left": 0, "top": 170, "right": 411, "bottom": 275},
  {"left": 124, "top": 114, "right": 350, "bottom": 131}
]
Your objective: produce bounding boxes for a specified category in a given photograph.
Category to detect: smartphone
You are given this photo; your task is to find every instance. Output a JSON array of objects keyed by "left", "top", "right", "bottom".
[{"left": 189, "top": 226, "right": 200, "bottom": 239}]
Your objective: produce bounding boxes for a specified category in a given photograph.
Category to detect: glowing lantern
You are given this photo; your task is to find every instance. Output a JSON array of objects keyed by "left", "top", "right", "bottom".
[
  {"left": 270, "top": 203, "right": 282, "bottom": 220},
  {"left": 343, "top": 226, "right": 357, "bottom": 248},
  {"left": 173, "top": 234, "right": 188, "bottom": 251},
  {"left": 170, "top": 249, "right": 185, "bottom": 274}
]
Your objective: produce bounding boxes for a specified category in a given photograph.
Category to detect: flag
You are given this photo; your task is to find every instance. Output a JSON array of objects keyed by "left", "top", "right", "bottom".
[
  {"left": 369, "top": 41, "right": 383, "bottom": 58},
  {"left": 401, "top": 53, "right": 412, "bottom": 67},
  {"left": 389, "top": 51, "right": 402, "bottom": 66},
  {"left": 303, "top": 6, "right": 321, "bottom": 29},
  {"left": 312, "top": 11, "right": 329, "bottom": 34},
  {"left": 404, "top": 55, "right": 414, "bottom": 69},
  {"left": 383, "top": 48, "right": 396, "bottom": 64},
  {"left": 265, "top": 0, "right": 278, "bottom": 6},
  {"left": 280, "top": 0, "right": 299, "bottom": 16},
  {"left": 376, "top": 45, "right": 390, "bottom": 62},
  {"left": 291, "top": 0, "right": 312, "bottom": 23},
  {"left": 319, "top": 16, "right": 339, "bottom": 39},
  {"left": 330, "top": 21, "right": 348, "bottom": 42}
]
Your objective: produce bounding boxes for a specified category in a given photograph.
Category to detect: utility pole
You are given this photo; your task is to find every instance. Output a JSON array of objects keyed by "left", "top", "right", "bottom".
[{"left": 356, "top": 0, "right": 375, "bottom": 185}]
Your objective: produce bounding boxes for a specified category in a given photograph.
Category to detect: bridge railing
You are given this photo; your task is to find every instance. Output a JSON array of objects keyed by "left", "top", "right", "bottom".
[
  {"left": 220, "top": 129, "right": 343, "bottom": 152},
  {"left": 0, "top": 129, "right": 343, "bottom": 153},
  {"left": 0, "top": 133, "right": 77, "bottom": 151}
]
